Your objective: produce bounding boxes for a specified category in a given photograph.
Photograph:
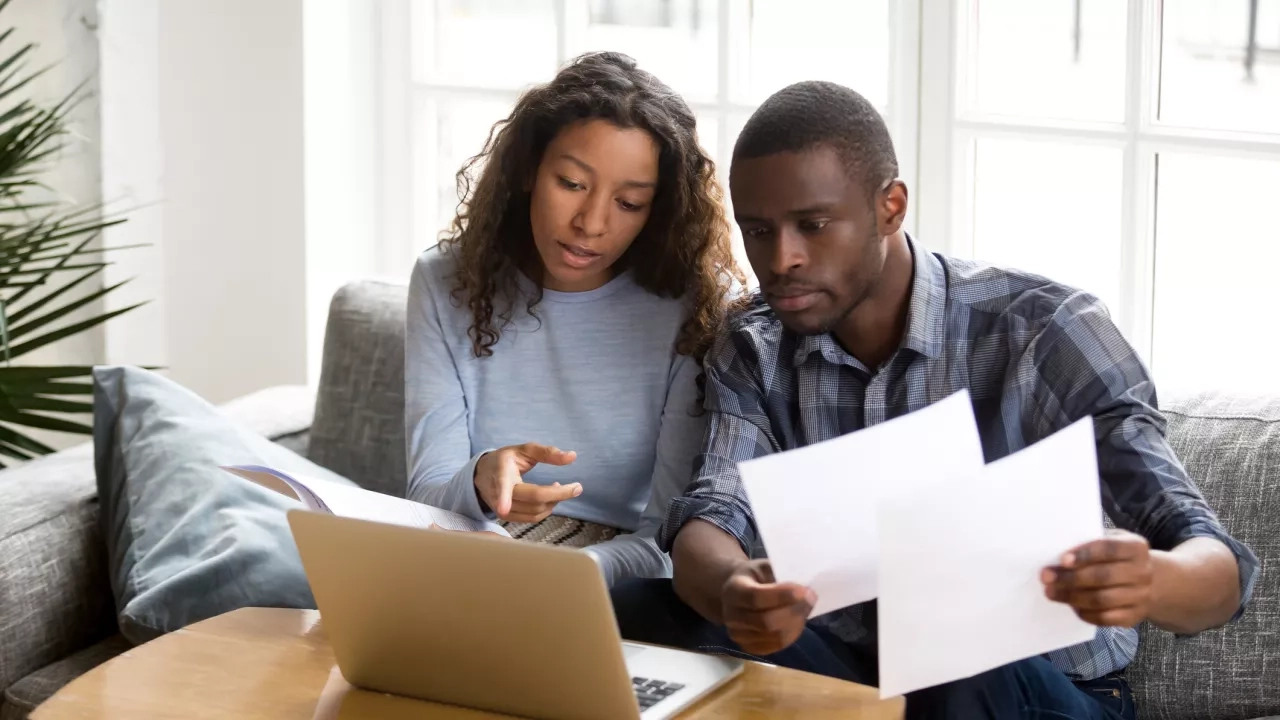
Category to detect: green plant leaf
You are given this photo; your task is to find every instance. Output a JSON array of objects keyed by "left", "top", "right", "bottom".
[
  {"left": 0, "top": 440, "right": 34, "bottom": 461},
  {"left": 0, "top": 424, "right": 56, "bottom": 456},
  {"left": 5, "top": 301, "right": 146, "bottom": 360},
  {"left": 4, "top": 278, "right": 130, "bottom": 341},
  {"left": 0, "top": 364, "right": 95, "bottom": 380},
  {"left": 0, "top": 408, "right": 91, "bottom": 434},
  {"left": 2, "top": 395, "right": 92, "bottom": 413},
  {"left": 3, "top": 266, "right": 103, "bottom": 324},
  {"left": 0, "top": 379, "right": 93, "bottom": 396}
]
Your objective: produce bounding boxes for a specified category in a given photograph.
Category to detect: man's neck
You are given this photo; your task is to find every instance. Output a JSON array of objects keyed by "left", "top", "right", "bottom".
[{"left": 832, "top": 232, "right": 913, "bottom": 370}]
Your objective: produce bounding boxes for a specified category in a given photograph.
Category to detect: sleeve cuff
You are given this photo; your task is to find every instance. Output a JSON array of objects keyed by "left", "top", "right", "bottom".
[
  {"left": 658, "top": 496, "right": 755, "bottom": 557},
  {"left": 1177, "top": 523, "right": 1260, "bottom": 624},
  {"left": 442, "top": 449, "right": 497, "bottom": 522}
]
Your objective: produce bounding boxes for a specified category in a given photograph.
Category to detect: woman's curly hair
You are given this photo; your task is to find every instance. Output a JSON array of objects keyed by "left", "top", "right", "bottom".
[{"left": 438, "top": 51, "right": 744, "bottom": 364}]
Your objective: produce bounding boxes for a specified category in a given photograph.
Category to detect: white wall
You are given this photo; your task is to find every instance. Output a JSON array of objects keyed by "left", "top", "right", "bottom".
[
  {"left": 9, "top": 0, "right": 104, "bottom": 371},
  {"left": 100, "top": 0, "right": 310, "bottom": 405},
  {"left": 303, "top": 0, "right": 383, "bottom": 384}
]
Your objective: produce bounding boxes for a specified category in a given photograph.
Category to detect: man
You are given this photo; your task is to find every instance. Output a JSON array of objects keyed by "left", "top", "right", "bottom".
[{"left": 610, "top": 81, "right": 1258, "bottom": 719}]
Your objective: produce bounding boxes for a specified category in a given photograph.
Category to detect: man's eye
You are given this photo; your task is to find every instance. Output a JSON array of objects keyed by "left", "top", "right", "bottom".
[
  {"left": 799, "top": 219, "right": 829, "bottom": 233},
  {"left": 743, "top": 226, "right": 772, "bottom": 238}
]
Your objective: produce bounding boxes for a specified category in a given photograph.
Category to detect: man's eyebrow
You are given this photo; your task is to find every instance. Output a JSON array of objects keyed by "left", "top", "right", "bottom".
[
  {"left": 560, "top": 153, "right": 657, "bottom": 189},
  {"left": 787, "top": 204, "right": 838, "bottom": 217},
  {"left": 735, "top": 205, "right": 839, "bottom": 223}
]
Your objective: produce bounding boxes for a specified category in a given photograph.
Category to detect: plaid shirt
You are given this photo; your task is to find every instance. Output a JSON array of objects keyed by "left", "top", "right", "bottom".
[{"left": 660, "top": 237, "right": 1259, "bottom": 681}]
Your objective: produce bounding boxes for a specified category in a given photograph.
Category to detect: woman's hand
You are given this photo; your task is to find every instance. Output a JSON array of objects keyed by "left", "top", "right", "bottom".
[{"left": 473, "top": 443, "right": 581, "bottom": 522}]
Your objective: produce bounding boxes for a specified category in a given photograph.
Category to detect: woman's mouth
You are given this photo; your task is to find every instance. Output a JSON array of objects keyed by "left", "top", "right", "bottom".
[{"left": 557, "top": 241, "right": 601, "bottom": 270}]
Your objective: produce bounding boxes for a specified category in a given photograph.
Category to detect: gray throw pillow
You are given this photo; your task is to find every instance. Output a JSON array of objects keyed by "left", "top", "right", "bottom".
[{"left": 93, "top": 365, "right": 356, "bottom": 644}]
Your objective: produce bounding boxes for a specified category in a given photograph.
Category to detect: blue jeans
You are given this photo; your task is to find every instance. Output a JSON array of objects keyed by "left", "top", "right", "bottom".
[{"left": 610, "top": 579, "right": 1135, "bottom": 720}]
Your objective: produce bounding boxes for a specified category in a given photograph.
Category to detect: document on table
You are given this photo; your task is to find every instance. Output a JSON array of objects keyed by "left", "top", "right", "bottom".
[
  {"left": 737, "top": 390, "right": 985, "bottom": 617},
  {"left": 876, "top": 417, "right": 1105, "bottom": 698}
]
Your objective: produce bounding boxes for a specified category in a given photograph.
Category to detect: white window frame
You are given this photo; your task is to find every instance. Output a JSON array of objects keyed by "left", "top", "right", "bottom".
[
  {"left": 916, "top": 0, "right": 1280, "bottom": 364},
  {"left": 375, "top": 0, "right": 923, "bottom": 280}
]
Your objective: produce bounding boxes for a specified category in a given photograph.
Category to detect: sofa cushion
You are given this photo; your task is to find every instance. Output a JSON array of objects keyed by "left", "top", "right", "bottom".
[
  {"left": 0, "top": 635, "right": 130, "bottom": 720},
  {"left": 94, "top": 366, "right": 357, "bottom": 645},
  {"left": 1126, "top": 392, "right": 1280, "bottom": 720},
  {"left": 308, "top": 280, "right": 409, "bottom": 497}
]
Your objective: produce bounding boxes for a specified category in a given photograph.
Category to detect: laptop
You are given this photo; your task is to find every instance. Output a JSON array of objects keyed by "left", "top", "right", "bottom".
[{"left": 286, "top": 510, "right": 744, "bottom": 720}]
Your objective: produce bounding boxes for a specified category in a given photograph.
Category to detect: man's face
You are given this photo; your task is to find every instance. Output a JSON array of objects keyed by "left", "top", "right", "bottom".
[{"left": 730, "top": 145, "right": 887, "bottom": 335}]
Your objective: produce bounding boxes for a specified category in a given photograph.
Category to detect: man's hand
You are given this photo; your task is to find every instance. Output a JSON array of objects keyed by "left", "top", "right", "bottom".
[
  {"left": 473, "top": 443, "right": 581, "bottom": 522},
  {"left": 1042, "top": 530, "right": 1154, "bottom": 628},
  {"left": 721, "top": 559, "right": 816, "bottom": 656}
]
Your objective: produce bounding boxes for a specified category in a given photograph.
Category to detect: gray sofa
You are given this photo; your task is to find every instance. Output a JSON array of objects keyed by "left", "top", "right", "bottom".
[{"left": 1, "top": 280, "right": 1276, "bottom": 719}]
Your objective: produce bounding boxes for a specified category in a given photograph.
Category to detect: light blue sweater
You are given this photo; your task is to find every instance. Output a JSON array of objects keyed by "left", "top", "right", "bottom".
[{"left": 403, "top": 244, "right": 706, "bottom": 585}]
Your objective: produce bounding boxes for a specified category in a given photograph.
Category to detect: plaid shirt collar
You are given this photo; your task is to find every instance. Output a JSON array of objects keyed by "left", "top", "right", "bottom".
[{"left": 791, "top": 235, "right": 948, "bottom": 369}]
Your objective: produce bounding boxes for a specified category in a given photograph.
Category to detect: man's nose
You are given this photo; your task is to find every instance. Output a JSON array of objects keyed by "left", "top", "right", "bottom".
[{"left": 767, "top": 227, "right": 807, "bottom": 277}]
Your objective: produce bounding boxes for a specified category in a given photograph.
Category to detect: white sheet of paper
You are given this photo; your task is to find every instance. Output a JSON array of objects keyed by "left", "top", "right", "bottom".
[
  {"left": 876, "top": 417, "right": 1105, "bottom": 698},
  {"left": 738, "top": 390, "right": 985, "bottom": 617},
  {"left": 222, "top": 465, "right": 511, "bottom": 537}
]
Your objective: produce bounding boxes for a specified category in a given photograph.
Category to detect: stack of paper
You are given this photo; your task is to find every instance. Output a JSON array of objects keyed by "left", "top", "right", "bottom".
[{"left": 737, "top": 390, "right": 1104, "bottom": 699}]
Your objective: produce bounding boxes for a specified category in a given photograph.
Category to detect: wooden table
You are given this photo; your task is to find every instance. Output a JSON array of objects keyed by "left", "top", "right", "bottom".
[{"left": 32, "top": 608, "right": 903, "bottom": 719}]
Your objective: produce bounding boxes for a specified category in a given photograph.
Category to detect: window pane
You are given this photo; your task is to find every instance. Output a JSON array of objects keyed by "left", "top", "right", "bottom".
[
  {"left": 1157, "top": 0, "right": 1280, "bottom": 134},
  {"left": 414, "top": 97, "right": 516, "bottom": 244},
  {"left": 412, "top": 0, "right": 558, "bottom": 89},
  {"left": 967, "top": 0, "right": 1127, "bottom": 123},
  {"left": 969, "top": 138, "right": 1125, "bottom": 315},
  {"left": 741, "top": 0, "right": 890, "bottom": 108},
  {"left": 573, "top": 0, "right": 720, "bottom": 103},
  {"left": 1152, "top": 153, "right": 1280, "bottom": 395}
]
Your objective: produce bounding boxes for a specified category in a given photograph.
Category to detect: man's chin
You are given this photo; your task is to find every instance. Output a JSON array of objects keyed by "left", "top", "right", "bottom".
[{"left": 774, "top": 309, "right": 832, "bottom": 337}]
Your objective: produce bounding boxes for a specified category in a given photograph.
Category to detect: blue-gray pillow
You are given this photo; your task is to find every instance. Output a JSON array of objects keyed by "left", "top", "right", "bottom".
[{"left": 93, "top": 365, "right": 357, "bottom": 644}]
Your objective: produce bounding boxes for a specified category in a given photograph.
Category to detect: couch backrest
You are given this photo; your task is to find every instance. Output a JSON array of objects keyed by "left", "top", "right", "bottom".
[
  {"left": 1126, "top": 392, "right": 1280, "bottom": 720},
  {"left": 308, "top": 280, "right": 409, "bottom": 498},
  {"left": 312, "top": 281, "right": 1278, "bottom": 717}
]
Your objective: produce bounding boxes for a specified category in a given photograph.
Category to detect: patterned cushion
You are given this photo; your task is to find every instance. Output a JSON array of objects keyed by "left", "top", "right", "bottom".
[
  {"left": 308, "top": 280, "right": 409, "bottom": 498},
  {"left": 1126, "top": 392, "right": 1280, "bottom": 720}
]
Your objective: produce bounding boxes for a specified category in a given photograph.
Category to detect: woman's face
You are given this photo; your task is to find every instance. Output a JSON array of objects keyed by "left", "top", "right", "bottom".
[{"left": 528, "top": 118, "right": 660, "bottom": 292}]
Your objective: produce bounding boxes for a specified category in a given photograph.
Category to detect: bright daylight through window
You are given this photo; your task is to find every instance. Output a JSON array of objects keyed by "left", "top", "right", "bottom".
[{"left": 385, "top": 0, "right": 1280, "bottom": 396}]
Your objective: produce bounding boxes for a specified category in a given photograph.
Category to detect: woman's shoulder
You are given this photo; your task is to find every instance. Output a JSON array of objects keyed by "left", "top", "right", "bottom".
[{"left": 413, "top": 242, "right": 461, "bottom": 286}]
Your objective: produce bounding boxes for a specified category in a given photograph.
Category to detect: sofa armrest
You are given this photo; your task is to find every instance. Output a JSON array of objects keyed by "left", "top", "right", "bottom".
[{"left": 0, "top": 444, "right": 117, "bottom": 692}]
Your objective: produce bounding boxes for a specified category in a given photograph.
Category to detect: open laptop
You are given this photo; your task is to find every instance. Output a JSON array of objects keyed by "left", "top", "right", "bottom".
[{"left": 286, "top": 510, "right": 743, "bottom": 720}]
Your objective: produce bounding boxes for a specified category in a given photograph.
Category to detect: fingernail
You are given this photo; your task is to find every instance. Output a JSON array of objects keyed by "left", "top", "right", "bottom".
[
  {"left": 1062, "top": 553, "right": 1076, "bottom": 568},
  {"left": 805, "top": 589, "right": 817, "bottom": 606},
  {"left": 1042, "top": 569, "right": 1056, "bottom": 583}
]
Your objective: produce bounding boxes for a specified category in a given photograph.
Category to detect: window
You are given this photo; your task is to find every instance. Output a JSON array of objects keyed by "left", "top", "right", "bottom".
[
  {"left": 380, "top": 0, "right": 919, "bottom": 284},
  {"left": 920, "top": 0, "right": 1280, "bottom": 395},
  {"left": 376, "top": 0, "right": 1280, "bottom": 397}
]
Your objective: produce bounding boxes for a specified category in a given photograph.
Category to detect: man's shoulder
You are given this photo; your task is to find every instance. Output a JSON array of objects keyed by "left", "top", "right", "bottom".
[
  {"left": 707, "top": 291, "right": 787, "bottom": 372},
  {"left": 938, "top": 252, "right": 1110, "bottom": 332}
]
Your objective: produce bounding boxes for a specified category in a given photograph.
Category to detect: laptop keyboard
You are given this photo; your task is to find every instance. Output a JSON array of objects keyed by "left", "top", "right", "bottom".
[{"left": 632, "top": 677, "right": 685, "bottom": 711}]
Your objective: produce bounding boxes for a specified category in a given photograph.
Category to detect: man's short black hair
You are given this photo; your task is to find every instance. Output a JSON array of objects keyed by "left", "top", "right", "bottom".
[{"left": 731, "top": 80, "right": 899, "bottom": 197}]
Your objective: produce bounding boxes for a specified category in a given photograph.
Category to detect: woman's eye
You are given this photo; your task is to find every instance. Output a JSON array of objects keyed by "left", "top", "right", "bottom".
[
  {"left": 618, "top": 199, "right": 645, "bottom": 212},
  {"left": 744, "top": 226, "right": 772, "bottom": 238},
  {"left": 558, "top": 177, "right": 584, "bottom": 191}
]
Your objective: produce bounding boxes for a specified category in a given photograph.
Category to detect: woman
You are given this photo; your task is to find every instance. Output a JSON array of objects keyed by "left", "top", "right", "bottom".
[{"left": 404, "top": 51, "right": 744, "bottom": 587}]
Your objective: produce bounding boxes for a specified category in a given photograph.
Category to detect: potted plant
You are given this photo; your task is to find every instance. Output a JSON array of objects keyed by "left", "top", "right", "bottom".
[{"left": 0, "top": 0, "right": 142, "bottom": 466}]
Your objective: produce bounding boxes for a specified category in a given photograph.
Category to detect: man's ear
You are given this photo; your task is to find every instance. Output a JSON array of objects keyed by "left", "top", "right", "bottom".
[{"left": 878, "top": 179, "right": 909, "bottom": 235}]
